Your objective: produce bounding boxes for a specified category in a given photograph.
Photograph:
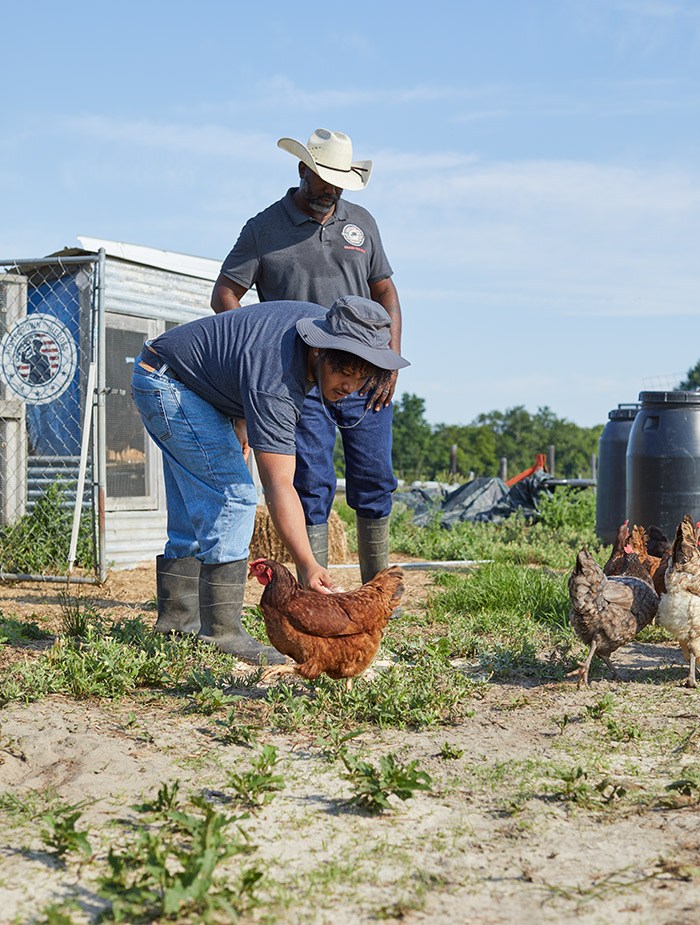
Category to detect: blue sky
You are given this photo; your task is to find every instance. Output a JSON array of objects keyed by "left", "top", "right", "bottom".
[{"left": 2, "top": 0, "right": 699, "bottom": 428}]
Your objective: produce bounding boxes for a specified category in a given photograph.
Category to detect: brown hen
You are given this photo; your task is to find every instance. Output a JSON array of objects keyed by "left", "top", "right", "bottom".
[
  {"left": 602, "top": 520, "right": 631, "bottom": 576},
  {"left": 248, "top": 558, "right": 404, "bottom": 686},
  {"left": 628, "top": 525, "right": 664, "bottom": 580},
  {"left": 568, "top": 548, "right": 659, "bottom": 688}
]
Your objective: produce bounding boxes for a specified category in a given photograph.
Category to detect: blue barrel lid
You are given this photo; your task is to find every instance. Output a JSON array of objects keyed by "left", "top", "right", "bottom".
[
  {"left": 608, "top": 403, "right": 639, "bottom": 421},
  {"left": 639, "top": 390, "right": 700, "bottom": 406}
]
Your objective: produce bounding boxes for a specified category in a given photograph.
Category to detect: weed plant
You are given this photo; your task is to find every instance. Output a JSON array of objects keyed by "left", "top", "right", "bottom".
[
  {"left": 341, "top": 751, "right": 433, "bottom": 813},
  {"left": 35, "top": 904, "right": 82, "bottom": 925},
  {"left": 662, "top": 766, "right": 700, "bottom": 805},
  {"left": 215, "top": 708, "right": 260, "bottom": 748},
  {"left": 263, "top": 659, "right": 480, "bottom": 733},
  {"left": 0, "top": 615, "right": 53, "bottom": 645},
  {"left": 39, "top": 800, "right": 93, "bottom": 863},
  {"left": 59, "top": 594, "right": 106, "bottom": 638},
  {"left": 0, "top": 787, "right": 59, "bottom": 822},
  {"left": 132, "top": 780, "right": 182, "bottom": 815},
  {"left": 187, "top": 687, "right": 241, "bottom": 715},
  {"left": 98, "top": 786, "right": 261, "bottom": 922},
  {"left": 545, "top": 765, "right": 628, "bottom": 810},
  {"left": 226, "top": 745, "right": 285, "bottom": 808},
  {"left": 0, "top": 481, "right": 94, "bottom": 574}
]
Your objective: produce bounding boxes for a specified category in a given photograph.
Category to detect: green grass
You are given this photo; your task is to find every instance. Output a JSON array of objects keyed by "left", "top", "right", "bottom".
[
  {"left": 389, "top": 486, "right": 603, "bottom": 570},
  {"left": 260, "top": 659, "right": 480, "bottom": 732},
  {"left": 0, "top": 487, "right": 656, "bottom": 718},
  {"left": 0, "top": 613, "right": 254, "bottom": 705},
  {"left": 385, "top": 561, "right": 573, "bottom": 680}
]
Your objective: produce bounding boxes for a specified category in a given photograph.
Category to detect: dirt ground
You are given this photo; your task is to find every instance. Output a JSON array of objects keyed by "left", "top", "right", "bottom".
[{"left": 1, "top": 561, "right": 700, "bottom": 924}]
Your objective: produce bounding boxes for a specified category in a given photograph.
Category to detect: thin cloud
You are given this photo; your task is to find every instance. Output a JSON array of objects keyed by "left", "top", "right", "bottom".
[
  {"left": 65, "top": 116, "right": 275, "bottom": 160},
  {"left": 381, "top": 158, "right": 700, "bottom": 215}
]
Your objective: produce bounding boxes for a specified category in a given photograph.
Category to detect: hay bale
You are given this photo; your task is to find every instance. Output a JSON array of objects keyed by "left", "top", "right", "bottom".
[
  {"left": 327, "top": 513, "right": 350, "bottom": 563},
  {"left": 250, "top": 506, "right": 349, "bottom": 563}
]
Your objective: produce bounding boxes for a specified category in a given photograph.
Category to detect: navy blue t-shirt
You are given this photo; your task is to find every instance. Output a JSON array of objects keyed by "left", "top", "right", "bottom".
[{"left": 147, "top": 301, "right": 325, "bottom": 455}]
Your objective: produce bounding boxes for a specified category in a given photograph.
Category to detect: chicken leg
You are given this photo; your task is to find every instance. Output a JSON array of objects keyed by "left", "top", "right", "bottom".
[{"left": 576, "top": 640, "right": 597, "bottom": 689}]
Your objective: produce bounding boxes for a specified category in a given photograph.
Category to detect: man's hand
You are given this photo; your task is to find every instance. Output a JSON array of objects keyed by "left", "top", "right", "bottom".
[
  {"left": 233, "top": 418, "right": 250, "bottom": 462},
  {"left": 359, "top": 369, "right": 398, "bottom": 411},
  {"left": 301, "top": 563, "right": 340, "bottom": 594}
]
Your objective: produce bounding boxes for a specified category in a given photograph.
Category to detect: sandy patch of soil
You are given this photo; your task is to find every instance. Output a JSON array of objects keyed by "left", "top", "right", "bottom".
[{"left": 1, "top": 562, "right": 700, "bottom": 924}]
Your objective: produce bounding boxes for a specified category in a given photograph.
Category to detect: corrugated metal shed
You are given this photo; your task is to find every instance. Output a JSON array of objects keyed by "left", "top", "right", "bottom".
[
  {"left": 70, "top": 237, "right": 258, "bottom": 570},
  {"left": 77, "top": 236, "right": 258, "bottom": 321}
]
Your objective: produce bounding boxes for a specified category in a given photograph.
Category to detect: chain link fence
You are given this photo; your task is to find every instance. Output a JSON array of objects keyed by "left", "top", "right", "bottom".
[{"left": 0, "top": 254, "right": 105, "bottom": 582}]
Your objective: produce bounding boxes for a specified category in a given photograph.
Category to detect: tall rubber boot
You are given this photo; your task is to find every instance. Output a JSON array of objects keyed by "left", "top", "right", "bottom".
[
  {"left": 198, "top": 560, "right": 286, "bottom": 664},
  {"left": 155, "top": 555, "right": 201, "bottom": 634},
  {"left": 356, "top": 515, "right": 390, "bottom": 584},
  {"left": 296, "top": 522, "right": 329, "bottom": 584}
]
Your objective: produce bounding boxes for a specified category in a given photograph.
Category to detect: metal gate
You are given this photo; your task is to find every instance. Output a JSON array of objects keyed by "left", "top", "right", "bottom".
[{"left": 0, "top": 251, "right": 106, "bottom": 583}]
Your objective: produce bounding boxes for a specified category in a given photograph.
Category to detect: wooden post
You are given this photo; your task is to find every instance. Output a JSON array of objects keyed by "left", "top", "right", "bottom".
[
  {"left": 449, "top": 444, "right": 457, "bottom": 475},
  {"left": 0, "top": 273, "right": 28, "bottom": 524},
  {"left": 499, "top": 457, "right": 507, "bottom": 481},
  {"left": 547, "top": 444, "right": 555, "bottom": 477},
  {"left": 591, "top": 454, "right": 597, "bottom": 481}
]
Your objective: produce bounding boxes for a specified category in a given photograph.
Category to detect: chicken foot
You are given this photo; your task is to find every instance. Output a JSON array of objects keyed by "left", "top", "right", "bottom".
[
  {"left": 259, "top": 663, "right": 300, "bottom": 684},
  {"left": 568, "top": 640, "right": 620, "bottom": 689}
]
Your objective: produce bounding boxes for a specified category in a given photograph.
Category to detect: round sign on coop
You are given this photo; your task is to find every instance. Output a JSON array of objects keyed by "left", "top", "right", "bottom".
[{"left": 0, "top": 313, "right": 78, "bottom": 405}]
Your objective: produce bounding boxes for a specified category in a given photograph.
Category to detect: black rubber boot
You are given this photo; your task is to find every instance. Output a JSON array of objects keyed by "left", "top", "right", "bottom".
[
  {"left": 356, "top": 515, "right": 390, "bottom": 584},
  {"left": 155, "top": 555, "right": 201, "bottom": 634},
  {"left": 297, "top": 522, "right": 329, "bottom": 584},
  {"left": 198, "top": 560, "right": 286, "bottom": 664}
]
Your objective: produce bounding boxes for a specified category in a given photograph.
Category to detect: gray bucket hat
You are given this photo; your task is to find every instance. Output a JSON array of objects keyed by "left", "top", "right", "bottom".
[{"left": 296, "top": 296, "right": 409, "bottom": 370}]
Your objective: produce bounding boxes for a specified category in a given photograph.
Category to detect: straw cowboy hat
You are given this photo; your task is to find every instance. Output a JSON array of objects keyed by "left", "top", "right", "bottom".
[{"left": 277, "top": 129, "right": 373, "bottom": 191}]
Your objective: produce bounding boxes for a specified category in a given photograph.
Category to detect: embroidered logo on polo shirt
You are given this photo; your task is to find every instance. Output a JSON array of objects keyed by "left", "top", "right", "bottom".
[{"left": 342, "top": 224, "right": 365, "bottom": 247}]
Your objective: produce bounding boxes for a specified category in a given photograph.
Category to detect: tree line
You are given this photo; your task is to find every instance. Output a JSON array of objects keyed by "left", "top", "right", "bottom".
[
  {"left": 388, "top": 394, "right": 603, "bottom": 482},
  {"left": 350, "top": 358, "right": 699, "bottom": 486}
]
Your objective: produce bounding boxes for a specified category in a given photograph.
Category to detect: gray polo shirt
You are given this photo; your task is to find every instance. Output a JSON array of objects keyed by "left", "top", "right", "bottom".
[
  {"left": 221, "top": 189, "right": 393, "bottom": 307},
  {"left": 146, "top": 301, "right": 325, "bottom": 455}
]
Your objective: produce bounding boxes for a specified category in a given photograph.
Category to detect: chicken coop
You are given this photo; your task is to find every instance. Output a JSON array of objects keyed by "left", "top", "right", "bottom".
[{"left": 0, "top": 237, "right": 259, "bottom": 580}]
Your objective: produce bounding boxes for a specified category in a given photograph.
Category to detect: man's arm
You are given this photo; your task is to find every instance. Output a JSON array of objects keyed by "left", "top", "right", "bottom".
[
  {"left": 211, "top": 274, "right": 249, "bottom": 313},
  {"left": 255, "top": 450, "right": 337, "bottom": 593},
  {"left": 366, "top": 276, "right": 402, "bottom": 410}
]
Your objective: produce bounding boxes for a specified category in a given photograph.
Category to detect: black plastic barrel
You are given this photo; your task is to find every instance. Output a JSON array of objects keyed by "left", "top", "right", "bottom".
[
  {"left": 595, "top": 403, "right": 639, "bottom": 544},
  {"left": 626, "top": 391, "right": 700, "bottom": 541}
]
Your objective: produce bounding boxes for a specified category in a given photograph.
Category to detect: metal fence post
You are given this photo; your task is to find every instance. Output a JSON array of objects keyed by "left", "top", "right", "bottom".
[{"left": 95, "top": 248, "right": 108, "bottom": 582}]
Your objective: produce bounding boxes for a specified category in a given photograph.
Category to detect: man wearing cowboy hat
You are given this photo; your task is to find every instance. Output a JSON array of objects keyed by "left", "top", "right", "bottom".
[{"left": 211, "top": 129, "right": 403, "bottom": 587}]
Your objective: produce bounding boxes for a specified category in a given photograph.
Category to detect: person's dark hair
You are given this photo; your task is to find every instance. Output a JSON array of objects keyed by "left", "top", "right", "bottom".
[{"left": 320, "top": 348, "right": 392, "bottom": 388}]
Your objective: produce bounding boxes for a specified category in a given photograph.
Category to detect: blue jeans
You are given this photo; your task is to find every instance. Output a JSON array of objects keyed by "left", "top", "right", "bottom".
[
  {"left": 293, "top": 386, "right": 396, "bottom": 525},
  {"left": 131, "top": 366, "right": 257, "bottom": 564}
]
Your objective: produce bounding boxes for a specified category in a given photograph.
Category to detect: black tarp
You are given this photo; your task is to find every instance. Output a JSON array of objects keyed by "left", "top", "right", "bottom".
[{"left": 397, "top": 470, "right": 552, "bottom": 528}]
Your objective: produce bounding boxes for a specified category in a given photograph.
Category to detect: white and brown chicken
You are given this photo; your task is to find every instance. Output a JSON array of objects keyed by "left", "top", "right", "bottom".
[{"left": 656, "top": 514, "right": 700, "bottom": 688}]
